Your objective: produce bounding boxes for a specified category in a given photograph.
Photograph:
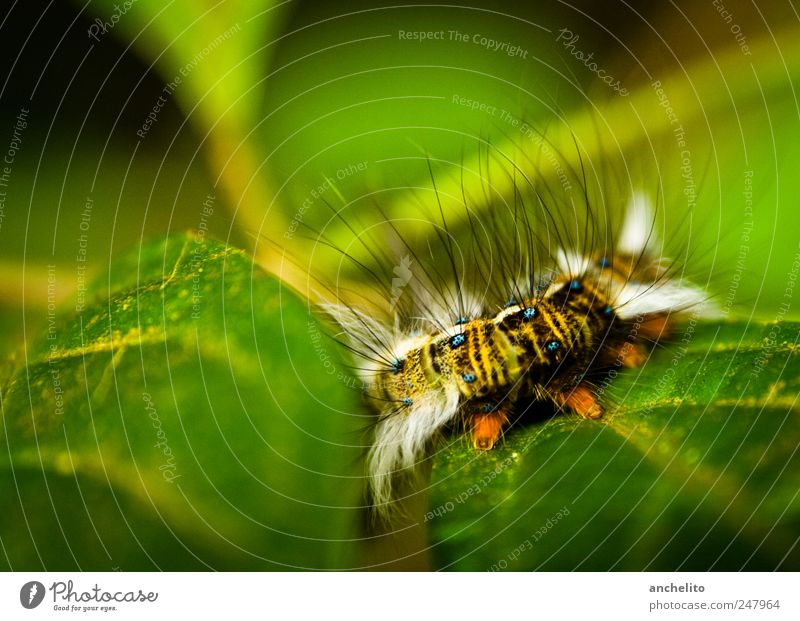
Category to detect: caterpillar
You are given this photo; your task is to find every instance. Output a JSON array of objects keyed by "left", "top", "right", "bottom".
[{"left": 302, "top": 142, "right": 717, "bottom": 516}]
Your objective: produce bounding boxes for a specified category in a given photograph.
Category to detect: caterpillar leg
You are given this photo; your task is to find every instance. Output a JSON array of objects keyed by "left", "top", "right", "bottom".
[
  {"left": 470, "top": 408, "right": 510, "bottom": 450},
  {"left": 555, "top": 384, "right": 604, "bottom": 420},
  {"left": 639, "top": 314, "right": 671, "bottom": 340},
  {"left": 617, "top": 341, "right": 648, "bottom": 368}
]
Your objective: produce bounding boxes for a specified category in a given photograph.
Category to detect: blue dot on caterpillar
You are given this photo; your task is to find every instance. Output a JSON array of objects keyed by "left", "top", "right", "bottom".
[{"left": 449, "top": 333, "right": 466, "bottom": 348}]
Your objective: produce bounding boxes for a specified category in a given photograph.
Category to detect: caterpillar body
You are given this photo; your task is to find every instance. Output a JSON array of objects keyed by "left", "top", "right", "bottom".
[{"left": 312, "top": 155, "right": 716, "bottom": 515}]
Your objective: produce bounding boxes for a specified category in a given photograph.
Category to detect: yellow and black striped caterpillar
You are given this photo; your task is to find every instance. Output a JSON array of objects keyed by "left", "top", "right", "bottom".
[{"left": 318, "top": 159, "right": 716, "bottom": 513}]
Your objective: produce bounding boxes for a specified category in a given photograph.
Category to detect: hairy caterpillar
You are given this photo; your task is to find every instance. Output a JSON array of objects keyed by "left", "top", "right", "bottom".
[{"left": 298, "top": 141, "right": 717, "bottom": 516}]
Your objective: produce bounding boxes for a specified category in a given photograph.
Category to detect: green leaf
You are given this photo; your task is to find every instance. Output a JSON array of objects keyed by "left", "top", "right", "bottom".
[
  {"left": 0, "top": 234, "right": 364, "bottom": 570},
  {"left": 426, "top": 320, "right": 800, "bottom": 570},
  {"left": 311, "top": 28, "right": 800, "bottom": 321},
  {"left": 83, "top": 0, "right": 291, "bottom": 236}
]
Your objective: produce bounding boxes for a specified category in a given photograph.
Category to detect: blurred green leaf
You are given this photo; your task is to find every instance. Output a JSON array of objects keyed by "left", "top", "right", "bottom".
[
  {"left": 84, "top": 0, "right": 290, "bottom": 236},
  {"left": 317, "top": 30, "right": 800, "bottom": 321},
  {"left": 427, "top": 320, "right": 800, "bottom": 570},
  {"left": 0, "top": 234, "right": 365, "bottom": 570}
]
